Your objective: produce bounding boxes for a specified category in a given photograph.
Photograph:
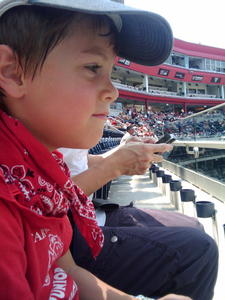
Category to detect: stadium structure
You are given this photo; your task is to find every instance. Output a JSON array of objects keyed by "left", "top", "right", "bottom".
[{"left": 111, "top": 38, "right": 225, "bottom": 114}]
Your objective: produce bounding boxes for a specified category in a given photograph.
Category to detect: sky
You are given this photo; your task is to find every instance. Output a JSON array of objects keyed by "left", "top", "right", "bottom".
[{"left": 125, "top": 0, "right": 225, "bottom": 49}]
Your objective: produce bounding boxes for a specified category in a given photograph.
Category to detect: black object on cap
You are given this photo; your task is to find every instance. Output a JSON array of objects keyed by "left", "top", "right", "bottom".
[
  {"left": 156, "top": 170, "right": 164, "bottom": 177},
  {"left": 170, "top": 180, "right": 182, "bottom": 191},
  {"left": 162, "top": 174, "right": 172, "bottom": 183},
  {"left": 151, "top": 166, "right": 159, "bottom": 173},
  {"left": 180, "top": 189, "right": 195, "bottom": 202},
  {"left": 196, "top": 201, "right": 215, "bottom": 218}
]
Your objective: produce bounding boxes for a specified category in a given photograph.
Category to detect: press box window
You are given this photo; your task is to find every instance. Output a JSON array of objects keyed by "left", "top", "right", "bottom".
[
  {"left": 192, "top": 75, "right": 203, "bottom": 81},
  {"left": 158, "top": 68, "right": 169, "bottom": 76},
  {"left": 175, "top": 72, "right": 185, "bottom": 79},
  {"left": 211, "top": 77, "right": 221, "bottom": 83}
]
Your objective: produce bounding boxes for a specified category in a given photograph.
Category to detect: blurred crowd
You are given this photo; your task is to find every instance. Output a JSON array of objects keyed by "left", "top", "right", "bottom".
[
  {"left": 164, "top": 109, "right": 225, "bottom": 139},
  {"left": 105, "top": 105, "right": 187, "bottom": 138},
  {"left": 105, "top": 105, "right": 225, "bottom": 140}
]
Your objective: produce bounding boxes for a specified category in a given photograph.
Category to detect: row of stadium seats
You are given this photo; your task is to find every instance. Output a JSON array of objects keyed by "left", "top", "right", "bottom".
[
  {"left": 89, "top": 136, "right": 122, "bottom": 199},
  {"left": 89, "top": 137, "right": 121, "bottom": 155},
  {"left": 103, "top": 128, "right": 124, "bottom": 137}
]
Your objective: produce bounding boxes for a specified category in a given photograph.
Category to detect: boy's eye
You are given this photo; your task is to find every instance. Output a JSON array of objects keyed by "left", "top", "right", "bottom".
[{"left": 85, "top": 64, "right": 101, "bottom": 73}]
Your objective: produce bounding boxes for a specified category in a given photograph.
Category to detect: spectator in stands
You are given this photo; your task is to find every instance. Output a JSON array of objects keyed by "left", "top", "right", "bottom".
[
  {"left": 116, "top": 107, "right": 190, "bottom": 139},
  {"left": 120, "top": 125, "right": 136, "bottom": 143},
  {"left": 59, "top": 145, "right": 218, "bottom": 300},
  {"left": 104, "top": 119, "right": 125, "bottom": 136}
]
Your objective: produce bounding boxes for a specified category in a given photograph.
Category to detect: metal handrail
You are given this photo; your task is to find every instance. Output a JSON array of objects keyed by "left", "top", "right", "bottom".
[
  {"left": 173, "top": 140, "right": 225, "bottom": 149},
  {"left": 176, "top": 102, "right": 225, "bottom": 120}
]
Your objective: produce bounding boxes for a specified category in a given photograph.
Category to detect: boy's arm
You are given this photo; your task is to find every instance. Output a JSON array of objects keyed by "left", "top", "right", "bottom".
[
  {"left": 87, "top": 153, "right": 104, "bottom": 167},
  {"left": 73, "top": 142, "right": 172, "bottom": 196},
  {"left": 57, "top": 250, "right": 135, "bottom": 300},
  {"left": 57, "top": 251, "right": 191, "bottom": 300}
]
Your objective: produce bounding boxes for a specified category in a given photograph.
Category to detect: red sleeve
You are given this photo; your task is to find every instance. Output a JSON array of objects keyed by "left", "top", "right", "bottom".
[{"left": 0, "top": 199, "right": 34, "bottom": 299}]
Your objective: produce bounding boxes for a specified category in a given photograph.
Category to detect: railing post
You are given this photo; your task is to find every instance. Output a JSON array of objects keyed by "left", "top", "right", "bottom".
[
  {"left": 162, "top": 174, "right": 172, "bottom": 197},
  {"left": 156, "top": 170, "right": 165, "bottom": 192},
  {"left": 180, "top": 188, "right": 196, "bottom": 217},
  {"left": 151, "top": 166, "right": 159, "bottom": 186},
  {"left": 196, "top": 201, "right": 218, "bottom": 243},
  {"left": 169, "top": 180, "right": 182, "bottom": 210}
]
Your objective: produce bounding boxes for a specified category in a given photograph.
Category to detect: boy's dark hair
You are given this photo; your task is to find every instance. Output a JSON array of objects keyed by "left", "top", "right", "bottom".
[
  {"left": 0, "top": 5, "right": 118, "bottom": 102},
  {"left": 0, "top": 6, "right": 75, "bottom": 79}
]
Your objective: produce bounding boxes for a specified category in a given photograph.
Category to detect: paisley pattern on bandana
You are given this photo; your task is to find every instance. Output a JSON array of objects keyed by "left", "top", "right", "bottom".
[{"left": 0, "top": 110, "right": 103, "bottom": 258}]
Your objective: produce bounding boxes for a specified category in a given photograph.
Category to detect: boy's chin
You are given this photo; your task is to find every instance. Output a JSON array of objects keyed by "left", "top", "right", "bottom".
[
  {"left": 88, "top": 131, "right": 104, "bottom": 147},
  {"left": 64, "top": 130, "right": 104, "bottom": 149},
  {"left": 86, "top": 139, "right": 102, "bottom": 149},
  {"left": 76, "top": 136, "right": 103, "bottom": 150}
]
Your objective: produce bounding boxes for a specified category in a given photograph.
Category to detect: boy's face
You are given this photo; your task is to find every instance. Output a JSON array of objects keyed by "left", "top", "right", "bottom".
[{"left": 13, "top": 17, "right": 118, "bottom": 150}]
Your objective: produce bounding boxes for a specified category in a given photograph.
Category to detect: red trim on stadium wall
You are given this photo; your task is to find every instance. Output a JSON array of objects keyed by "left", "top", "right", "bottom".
[
  {"left": 115, "top": 39, "right": 225, "bottom": 106},
  {"left": 173, "top": 39, "right": 225, "bottom": 61},
  {"left": 115, "top": 57, "right": 225, "bottom": 85},
  {"left": 115, "top": 39, "right": 225, "bottom": 85}
]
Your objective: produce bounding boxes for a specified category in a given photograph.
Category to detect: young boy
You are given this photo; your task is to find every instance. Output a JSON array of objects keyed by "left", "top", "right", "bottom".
[{"left": 0, "top": 0, "right": 205, "bottom": 299}]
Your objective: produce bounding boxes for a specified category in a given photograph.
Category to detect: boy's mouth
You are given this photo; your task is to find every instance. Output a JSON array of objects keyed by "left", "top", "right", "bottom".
[{"left": 92, "top": 113, "right": 108, "bottom": 119}]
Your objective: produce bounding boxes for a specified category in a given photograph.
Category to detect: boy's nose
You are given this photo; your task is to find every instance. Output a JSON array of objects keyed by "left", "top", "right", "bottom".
[{"left": 100, "top": 80, "right": 119, "bottom": 103}]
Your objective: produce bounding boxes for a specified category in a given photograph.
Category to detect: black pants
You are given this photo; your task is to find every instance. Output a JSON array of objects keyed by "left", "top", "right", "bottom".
[{"left": 70, "top": 207, "right": 218, "bottom": 300}]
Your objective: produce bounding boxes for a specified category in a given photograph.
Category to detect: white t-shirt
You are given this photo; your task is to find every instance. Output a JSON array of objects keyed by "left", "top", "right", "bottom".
[
  {"left": 58, "top": 148, "right": 106, "bottom": 226},
  {"left": 58, "top": 148, "right": 89, "bottom": 176}
]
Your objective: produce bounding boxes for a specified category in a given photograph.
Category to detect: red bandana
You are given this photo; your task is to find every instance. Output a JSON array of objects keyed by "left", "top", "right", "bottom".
[{"left": 0, "top": 110, "right": 103, "bottom": 258}]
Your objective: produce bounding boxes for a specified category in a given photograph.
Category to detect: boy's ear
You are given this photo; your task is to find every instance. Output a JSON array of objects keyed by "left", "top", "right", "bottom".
[{"left": 0, "top": 45, "right": 26, "bottom": 98}]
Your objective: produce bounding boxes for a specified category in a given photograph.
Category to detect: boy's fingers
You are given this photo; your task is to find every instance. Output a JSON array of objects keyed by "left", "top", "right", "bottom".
[
  {"left": 146, "top": 143, "right": 173, "bottom": 153},
  {"left": 151, "top": 154, "right": 164, "bottom": 162},
  {"left": 142, "top": 137, "right": 156, "bottom": 144},
  {"left": 125, "top": 136, "right": 141, "bottom": 143}
]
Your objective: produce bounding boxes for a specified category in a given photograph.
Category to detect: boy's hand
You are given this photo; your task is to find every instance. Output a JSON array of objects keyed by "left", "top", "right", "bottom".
[
  {"left": 125, "top": 136, "right": 157, "bottom": 144},
  {"left": 107, "top": 142, "right": 173, "bottom": 176}
]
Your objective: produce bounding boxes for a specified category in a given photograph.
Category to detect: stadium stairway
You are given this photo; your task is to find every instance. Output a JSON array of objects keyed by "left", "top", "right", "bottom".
[{"left": 107, "top": 169, "right": 225, "bottom": 300}]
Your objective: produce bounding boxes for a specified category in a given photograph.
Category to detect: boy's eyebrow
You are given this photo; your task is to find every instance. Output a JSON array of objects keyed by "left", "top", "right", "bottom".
[{"left": 81, "top": 47, "right": 108, "bottom": 61}]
